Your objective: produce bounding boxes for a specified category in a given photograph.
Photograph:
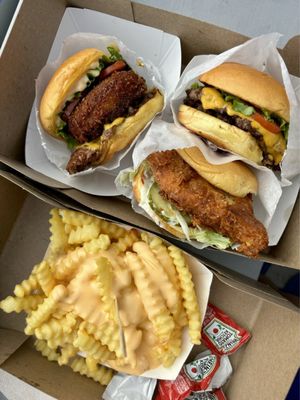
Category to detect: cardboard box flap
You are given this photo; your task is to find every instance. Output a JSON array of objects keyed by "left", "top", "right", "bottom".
[
  {"left": 209, "top": 278, "right": 300, "bottom": 400},
  {"left": 132, "top": 2, "right": 300, "bottom": 76},
  {"left": 280, "top": 35, "right": 300, "bottom": 76},
  {"left": 1, "top": 338, "right": 105, "bottom": 400},
  {"left": 187, "top": 253, "right": 299, "bottom": 312},
  {"left": 71, "top": 0, "right": 134, "bottom": 20},
  {"left": 0, "top": 328, "right": 27, "bottom": 366},
  {"left": 0, "top": 169, "right": 66, "bottom": 210},
  {"left": 0, "top": 156, "right": 70, "bottom": 189},
  {"left": 0, "top": 176, "right": 26, "bottom": 254}
]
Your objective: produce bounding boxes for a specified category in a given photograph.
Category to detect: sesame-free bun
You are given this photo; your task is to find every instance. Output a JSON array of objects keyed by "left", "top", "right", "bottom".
[
  {"left": 178, "top": 104, "right": 263, "bottom": 164},
  {"left": 102, "top": 90, "right": 164, "bottom": 163},
  {"left": 200, "top": 62, "right": 290, "bottom": 122},
  {"left": 176, "top": 147, "right": 257, "bottom": 197},
  {"left": 39, "top": 48, "right": 104, "bottom": 138}
]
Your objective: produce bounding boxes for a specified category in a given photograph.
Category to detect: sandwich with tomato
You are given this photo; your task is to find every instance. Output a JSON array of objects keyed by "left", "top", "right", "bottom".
[
  {"left": 178, "top": 62, "right": 289, "bottom": 169},
  {"left": 39, "top": 46, "right": 164, "bottom": 174}
]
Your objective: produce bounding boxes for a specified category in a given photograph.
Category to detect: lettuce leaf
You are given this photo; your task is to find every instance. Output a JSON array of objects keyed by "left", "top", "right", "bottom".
[
  {"left": 222, "top": 92, "right": 255, "bottom": 116},
  {"left": 189, "top": 228, "right": 232, "bottom": 249}
]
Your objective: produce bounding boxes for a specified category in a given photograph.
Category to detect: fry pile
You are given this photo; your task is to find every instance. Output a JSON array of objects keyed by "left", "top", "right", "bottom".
[{"left": 0, "top": 209, "right": 201, "bottom": 383}]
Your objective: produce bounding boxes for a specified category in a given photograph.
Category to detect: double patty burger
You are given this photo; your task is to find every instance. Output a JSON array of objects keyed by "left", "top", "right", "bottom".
[
  {"left": 133, "top": 147, "right": 268, "bottom": 257},
  {"left": 178, "top": 62, "right": 289, "bottom": 169},
  {"left": 39, "top": 47, "right": 164, "bottom": 174}
]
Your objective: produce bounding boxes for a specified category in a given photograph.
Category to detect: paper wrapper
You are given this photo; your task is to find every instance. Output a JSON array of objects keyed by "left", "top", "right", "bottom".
[
  {"left": 170, "top": 33, "right": 300, "bottom": 186},
  {"left": 116, "top": 119, "right": 285, "bottom": 247},
  {"left": 35, "top": 32, "right": 165, "bottom": 176}
]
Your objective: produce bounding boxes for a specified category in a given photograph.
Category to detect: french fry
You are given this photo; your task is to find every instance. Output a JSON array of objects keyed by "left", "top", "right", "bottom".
[
  {"left": 74, "top": 328, "right": 113, "bottom": 362},
  {"left": 25, "top": 285, "right": 67, "bottom": 335},
  {"left": 110, "top": 229, "right": 140, "bottom": 254},
  {"left": 71, "top": 357, "right": 113, "bottom": 385},
  {"left": 36, "top": 260, "right": 56, "bottom": 296},
  {"left": 168, "top": 246, "right": 201, "bottom": 344},
  {"left": 68, "top": 223, "right": 101, "bottom": 245},
  {"left": 0, "top": 295, "right": 44, "bottom": 313},
  {"left": 57, "top": 343, "right": 78, "bottom": 366},
  {"left": 125, "top": 252, "right": 175, "bottom": 343},
  {"left": 13, "top": 274, "right": 40, "bottom": 298},
  {"left": 54, "top": 247, "right": 87, "bottom": 280},
  {"left": 59, "top": 209, "right": 96, "bottom": 226},
  {"left": 83, "top": 234, "right": 111, "bottom": 254},
  {"left": 82, "top": 320, "right": 123, "bottom": 359},
  {"left": 49, "top": 209, "right": 68, "bottom": 253},
  {"left": 133, "top": 241, "right": 180, "bottom": 316},
  {"left": 35, "top": 339, "right": 59, "bottom": 362}
]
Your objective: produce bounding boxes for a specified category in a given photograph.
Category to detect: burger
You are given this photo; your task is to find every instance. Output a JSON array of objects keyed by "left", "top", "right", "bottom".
[
  {"left": 177, "top": 62, "right": 289, "bottom": 169},
  {"left": 39, "top": 47, "right": 164, "bottom": 174},
  {"left": 132, "top": 147, "right": 268, "bottom": 257}
]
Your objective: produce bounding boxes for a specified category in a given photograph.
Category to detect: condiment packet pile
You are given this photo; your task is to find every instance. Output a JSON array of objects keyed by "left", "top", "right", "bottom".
[{"left": 154, "top": 303, "right": 251, "bottom": 399}]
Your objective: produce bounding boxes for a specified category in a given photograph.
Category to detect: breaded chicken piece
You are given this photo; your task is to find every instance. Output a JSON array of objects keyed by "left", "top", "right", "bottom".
[
  {"left": 68, "top": 70, "right": 146, "bottom": 143},
  {"left": 147, "top": 150, "right": 268, "bottom": 257}
]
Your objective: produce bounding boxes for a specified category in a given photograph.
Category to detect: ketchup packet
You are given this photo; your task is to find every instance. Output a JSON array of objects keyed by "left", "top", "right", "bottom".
[
  {"left": 185, "top": 388, "right": 227, "bottom": 399},
  {"left": 155, "top": 351, "right": 221, "bottom": 400},
  {"left": 202, "top": 303, "right": 251, "bottom": 356}
]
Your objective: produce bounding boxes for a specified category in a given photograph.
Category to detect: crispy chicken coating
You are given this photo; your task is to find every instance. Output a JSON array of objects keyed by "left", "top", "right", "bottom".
[
  {"left": 68, "top": 70, "right": 147, "bottom": 143},
  {"left": 147, "top": 150, "right": 268, "bottom": 257}
]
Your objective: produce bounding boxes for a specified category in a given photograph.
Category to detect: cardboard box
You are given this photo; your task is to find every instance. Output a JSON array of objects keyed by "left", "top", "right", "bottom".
[
  {"left": 0, "top": 0, "right": 299, "bottom": 269},
  {"left": 0, "top": 176, "right": 299, "bottom": 399}
]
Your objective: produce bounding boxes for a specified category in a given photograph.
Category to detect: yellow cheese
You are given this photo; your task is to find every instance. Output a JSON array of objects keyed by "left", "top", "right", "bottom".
[
  {"left": 201, "top": 87, "right": 226, "bottom": 110},
  {"left": 104, "top": 117, "right": 125, "bottom": 130},
  {"left": 200, "top": 87, "right": 286, "bottom": 164}
]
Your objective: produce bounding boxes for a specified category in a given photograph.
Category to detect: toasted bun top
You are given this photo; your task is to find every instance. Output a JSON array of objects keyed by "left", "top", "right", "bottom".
[
  {"left": 40, "top": 48, "right": 105, "bottom": 137},
  {"left": 200, "top": 62, "right": 290, "bottom": 122},
  {"left": 176, "top": 146, "right": 258, "bottom": 197}
]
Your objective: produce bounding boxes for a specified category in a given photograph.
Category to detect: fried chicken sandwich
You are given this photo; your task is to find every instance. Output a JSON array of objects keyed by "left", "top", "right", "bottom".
[
  {"left": 39, "top": 47, "right": 164, "bottom": 174},
  {"left": 133, "top": 147, "right": 268, "bottom": 257},
  {"left": 178, "top": 62, "right": 289, "bottom": 169}
]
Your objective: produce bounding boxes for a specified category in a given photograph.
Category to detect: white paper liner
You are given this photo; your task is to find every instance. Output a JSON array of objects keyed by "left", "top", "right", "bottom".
[
  {"left": 35, "top": 33, "right": 165, "bottom": 177},
  {"left": 115, "top": 119, "right": 285, "bottom": 247},
  {"left": 170, "top": 33, "right": 300, "bottom": 186},
  {"left": 102, "top": 373, "right": 157, "bottom": 400}
]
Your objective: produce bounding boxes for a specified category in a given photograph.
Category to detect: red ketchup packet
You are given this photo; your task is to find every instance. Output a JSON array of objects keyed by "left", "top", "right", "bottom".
[
  {"left": 202, "top": 303, "right": 251, "bottom": 356},
  {"left": 155, "top": 352, "right": 221, "bottom": 400},
  {"left": 185, "top": 388, "right": 227, "bottom": 399}
]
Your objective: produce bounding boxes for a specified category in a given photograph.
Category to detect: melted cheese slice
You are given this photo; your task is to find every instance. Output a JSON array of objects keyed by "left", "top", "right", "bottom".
[{"left": 201, "top": 87, "right": 286, "bottom": 164}]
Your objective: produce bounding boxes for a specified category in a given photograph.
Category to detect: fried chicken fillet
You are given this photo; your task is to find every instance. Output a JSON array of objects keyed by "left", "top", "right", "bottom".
[{"left": 146, "top": 150, "right": 268, "bottom": 257}]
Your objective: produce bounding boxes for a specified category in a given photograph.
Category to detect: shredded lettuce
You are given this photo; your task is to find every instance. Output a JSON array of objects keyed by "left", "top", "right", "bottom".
[
  {"left": 57, "top": 129, "right": 78, "bottom": 150},
  {"left": 189, "top": 228, "right": 232, "bottom": 249},
  {"left": 191, "top": 82, "right": 201, "bottom": 89},
  {"left": 222, "top": 92, "right": 255, "bottom": 116}
]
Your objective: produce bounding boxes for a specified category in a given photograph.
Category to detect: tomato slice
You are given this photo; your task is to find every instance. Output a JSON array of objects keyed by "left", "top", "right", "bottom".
[
  {"left": 252, "top": 112, "right": 280, "bottom": 134},
  {"left": 100, "top": 60, "right": 127, "bottom": 80}
]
